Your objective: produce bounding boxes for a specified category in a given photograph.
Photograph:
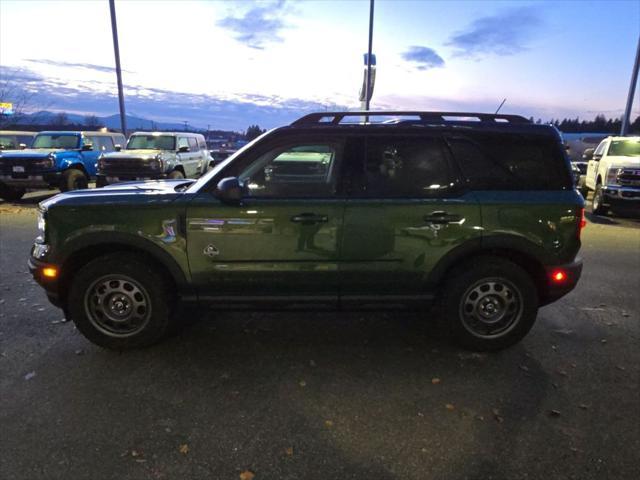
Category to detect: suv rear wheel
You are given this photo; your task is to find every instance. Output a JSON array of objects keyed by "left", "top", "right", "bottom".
[
  {"left": 441, "top": 257, "right": 539, "bottom": 351},
  {"left": 68, "top": 253, "right": 175, "bottom": 349},
  {"left": 168, "top": 170, "right": 184, "bottom": 179}
]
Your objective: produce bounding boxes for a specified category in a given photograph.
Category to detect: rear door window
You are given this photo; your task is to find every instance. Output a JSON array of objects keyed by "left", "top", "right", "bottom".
[
  {"left": 446, "top": 133, "right": 571, "bottom": 190},
  {"left": 188, "top": 137, "right": 198, "bottom": 152},
  {"left": 354, "top": 135, "right": 452, "bottom": 198}
]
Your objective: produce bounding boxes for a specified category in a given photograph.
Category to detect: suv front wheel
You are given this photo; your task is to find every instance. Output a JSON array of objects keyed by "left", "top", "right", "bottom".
[
  {"left": 68, "top": 253, "right": 175, "bottom": 349},
  {"left": 591, "top": 184, "right": 607, "bottom": 215},
  {"left": 441, "top": 257, "right": 539, "bottom": 351}
]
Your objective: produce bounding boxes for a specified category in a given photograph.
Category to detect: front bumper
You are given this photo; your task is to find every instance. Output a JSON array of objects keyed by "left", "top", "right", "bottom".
[
  {"left": 28, "top": 252, "right": 61, "bottom": 307},
  {"left": 542, "top": 258, "right": 583, "bottom": 304},
  {"left": 602, "top": 185, "right": 640, "bottom": 202},
  {"left": 0, "top": 172, "right": 62, "bottom": 189}
]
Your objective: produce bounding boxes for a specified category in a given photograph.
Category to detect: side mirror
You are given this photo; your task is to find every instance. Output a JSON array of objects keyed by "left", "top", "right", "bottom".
[
  {"left": 582, "top": 148, "right": 594, "bottom": 161},
  {"left": 178, "top": 145, "right": 190, "bottom": 153},
  {"left": 114, "top": 144, "right": 122, "bottom": 152},
  {"left": 19, "top": 143, "right": 27, "bottom": 150},
  {"left": 82, "top": 143, "right": 93, "bottom": 151},
  {"left": 215, "top": 177, "right": 245, "bottom": 204}
]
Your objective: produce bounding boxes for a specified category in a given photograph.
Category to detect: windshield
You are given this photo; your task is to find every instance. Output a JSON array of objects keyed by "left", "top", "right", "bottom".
[
  {"left": 0, "top": 135, "right": 17, "bottom": 149},
  {"left": 32, "top": 134, "right": 79, "bottom": 149},
  {"left": 608, "top": 139, "right": 640, "bottom": 157},
  {"left": 127, "top": 135, "right": 176, "bottom": 150},
  {"left": 186, "top": 130, "right": 273, "bottom": 193}
]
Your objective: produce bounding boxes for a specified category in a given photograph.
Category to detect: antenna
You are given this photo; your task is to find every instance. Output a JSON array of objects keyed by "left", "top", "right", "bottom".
[{"left": 495, "top": 98, "right": 507, "bottom": 114}]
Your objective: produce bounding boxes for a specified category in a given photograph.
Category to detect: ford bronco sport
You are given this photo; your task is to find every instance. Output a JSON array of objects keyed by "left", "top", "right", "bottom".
[
  {"left": 29, "top": 111, "right": 585, "bottom": 351},
  {"left": 96, "top": 132, "right": 209, "bottom": 186}
]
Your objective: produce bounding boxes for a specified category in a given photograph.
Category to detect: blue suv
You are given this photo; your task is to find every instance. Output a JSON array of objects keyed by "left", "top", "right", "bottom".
[{"left": 0, "top": 130, "right": 126, "bottom": 201}]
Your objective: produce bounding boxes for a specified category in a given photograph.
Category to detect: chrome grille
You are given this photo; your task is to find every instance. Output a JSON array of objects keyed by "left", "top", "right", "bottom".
[
  {"left": 100, "top": 158, "right": 154, "bottom": 174},
  {"left": 617, "top": 169, "right": 640, "bottom": 186}
]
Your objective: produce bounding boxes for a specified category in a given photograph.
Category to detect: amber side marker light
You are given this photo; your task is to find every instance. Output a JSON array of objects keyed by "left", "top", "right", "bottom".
[
  {"left": 551, "top": 270, "right": 567, "bottom": 283},
  {"left": 42, "top": 267, "right": 58, "bottom": 279}
]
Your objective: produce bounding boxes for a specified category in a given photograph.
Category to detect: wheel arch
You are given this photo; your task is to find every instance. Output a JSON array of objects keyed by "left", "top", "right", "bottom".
[
  {"left": 429, "top": 237, "right": 549, "bottom": 304},
  {"left": 56, "top": 233, "right": 191, "bottom": 306}
]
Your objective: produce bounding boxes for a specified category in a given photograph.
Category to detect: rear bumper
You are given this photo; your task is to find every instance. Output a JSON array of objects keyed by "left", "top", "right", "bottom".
[
  {"left": 542, "top": 258, "right": 583, "bottom": 304},
  {"left": 0, "top": 172, "right": 61, "bottom": 188}
]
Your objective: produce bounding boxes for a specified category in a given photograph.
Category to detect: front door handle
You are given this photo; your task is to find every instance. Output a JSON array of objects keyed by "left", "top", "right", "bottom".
[
  {"left": 291, "top": 213, "right": 328, "bottom": 225},
  {"left": 424, "top": 211, "right": 464, "bottom": 225}
]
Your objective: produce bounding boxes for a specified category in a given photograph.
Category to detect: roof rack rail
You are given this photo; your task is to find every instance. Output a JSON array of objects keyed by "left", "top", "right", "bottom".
[{"left": 291, "top": 111, "right": 531, "bottom": 126}]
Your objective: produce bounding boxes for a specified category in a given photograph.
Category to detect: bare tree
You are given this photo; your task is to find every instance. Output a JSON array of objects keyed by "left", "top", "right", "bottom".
[
  {"left": 53, "top": 112, "right": 69, "bottom": 126},
  {"left": 0, "top": 75, "right": 37, "bottom": 127},
  {"left": 84, "top": 115, "right": 100, "bottom": 127}
]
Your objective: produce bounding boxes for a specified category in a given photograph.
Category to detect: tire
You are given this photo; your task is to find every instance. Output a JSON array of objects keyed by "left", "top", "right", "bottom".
[
  {"left": 0, "top": 183, "right": 26, "bottom": 201},
  {"left": 67, "top": 253, "right": 175, "bottom": 350},
  {"left": 168, "top": 170, "right": 185, "bottom": 179},
  {"left": 579, "top": 185, "right": 589, "bottom": 199},
  {"left": 61, "top": 168, "right": 88, "bottom": 192},
  {"left": 440, "top": 256, "right": 539, "bottom": 351},
  {"left": 96, "top": 175, "right": 108, "bottom": 188},
  {"left": 591, "top": 184, "right": 607, "bottom": 215}
]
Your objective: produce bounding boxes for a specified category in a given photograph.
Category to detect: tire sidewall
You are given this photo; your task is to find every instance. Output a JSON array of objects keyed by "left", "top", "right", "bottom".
[
  {"left": 61, "top": 169, "right": 88, "bottom": 192},
  {"left": 0, "top": 183, "right": 26, "bottom": 201},
  {"left": 591, "top": 185, "right": 607, "bottom": 215},
  {"left": 68, "top": 254, "right": 172, "bottom": 349},
  {"left": 442, "top": 257, "right": 539, "bottom": 351}
]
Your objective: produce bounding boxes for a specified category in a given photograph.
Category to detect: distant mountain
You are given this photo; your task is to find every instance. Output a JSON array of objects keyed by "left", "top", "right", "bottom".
[{"left": 20, "top": 111, "right": 196, "bottom": 132}]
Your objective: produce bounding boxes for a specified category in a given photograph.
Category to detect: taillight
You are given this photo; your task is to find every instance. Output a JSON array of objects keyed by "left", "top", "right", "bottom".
[{"left": 577, "top": 208, "right": 586, "bottom": 239}]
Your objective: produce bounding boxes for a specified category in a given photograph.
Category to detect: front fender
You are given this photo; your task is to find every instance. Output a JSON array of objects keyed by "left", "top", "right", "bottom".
[{"left": 57, "top": 230, "right": 190, "bottom": 290}]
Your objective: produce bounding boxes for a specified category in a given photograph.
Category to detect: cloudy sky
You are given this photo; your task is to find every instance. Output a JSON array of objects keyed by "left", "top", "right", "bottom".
[{"left": 1, "top": 0, "right": 639, "bottom": 130}]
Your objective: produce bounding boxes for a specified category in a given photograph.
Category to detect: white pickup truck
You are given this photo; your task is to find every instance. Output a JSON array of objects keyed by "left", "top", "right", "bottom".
[{"left": 583, "top": 136, "right": 640, "bottom": 215}]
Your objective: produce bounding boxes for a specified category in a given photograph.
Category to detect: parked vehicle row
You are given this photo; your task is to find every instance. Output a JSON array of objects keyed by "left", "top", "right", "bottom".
[{"left": 0, "top": 130, "right": 214, "bottom": 200}]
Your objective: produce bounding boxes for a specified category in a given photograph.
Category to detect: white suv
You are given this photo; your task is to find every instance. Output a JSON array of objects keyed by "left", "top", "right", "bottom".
[{"left": 583, "top": 136, "right": 640, "bottom": 215}]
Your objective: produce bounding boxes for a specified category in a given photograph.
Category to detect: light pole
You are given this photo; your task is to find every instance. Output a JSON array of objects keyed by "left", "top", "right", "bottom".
[
  {"left": 621, "top": 35, "right": 640, "bottom": 136},
  {"left": 364, "top": 0, "right": 375, "bottom": 111},
  {"left": 109, "top": 0, "right": 127, "bottom": 136}
]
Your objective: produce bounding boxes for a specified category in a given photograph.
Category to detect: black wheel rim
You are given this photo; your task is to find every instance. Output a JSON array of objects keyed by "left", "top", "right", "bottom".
[
  {"left": 84, "top": 274, "right": 152, "bottom": 337},
  {"left": 459, "top": 277, "right": 524, "bottom": 339}
]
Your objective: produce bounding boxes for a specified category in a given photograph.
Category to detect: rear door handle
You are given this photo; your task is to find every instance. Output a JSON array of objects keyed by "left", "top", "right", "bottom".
[
  {"left": 424, "top": 211, "right": 464, "bottom": 225},
  {"left": 291, "top": 213, "right": 328, "bottom": 225}
]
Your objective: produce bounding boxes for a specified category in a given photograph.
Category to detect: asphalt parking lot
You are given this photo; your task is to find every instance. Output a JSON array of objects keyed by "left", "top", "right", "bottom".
[{"left": 1, "top": 190, "right": 639, "bottom": 480}]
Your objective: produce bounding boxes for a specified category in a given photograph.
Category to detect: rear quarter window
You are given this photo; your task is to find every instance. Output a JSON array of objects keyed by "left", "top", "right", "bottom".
[{"left": 446, "top": 133, "right": 571, "bottom": 190}]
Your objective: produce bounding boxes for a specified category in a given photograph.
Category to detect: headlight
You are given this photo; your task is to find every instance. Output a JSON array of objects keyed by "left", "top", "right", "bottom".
[
  {"left": 33, "top": 154, "right": 55, "bottom": 169},
  {"left": 149, "top": 155, "right": 163, "bottom": 170},
  {"left": 606, "top": 167, "right": 621, "bottom": 186},
  {"left": 36, "top": 210, "right": 46, "bottom": 243}
]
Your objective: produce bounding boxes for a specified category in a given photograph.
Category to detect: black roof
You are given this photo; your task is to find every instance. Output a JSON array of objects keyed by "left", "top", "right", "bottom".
[{"left": 284, "top": 111, "right": 558, "bottom": 137}]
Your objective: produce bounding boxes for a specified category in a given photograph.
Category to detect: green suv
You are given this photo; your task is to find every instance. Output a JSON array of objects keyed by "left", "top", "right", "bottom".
[{"left": 29, "top": 111, "right": 585, "bottom": 351}]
